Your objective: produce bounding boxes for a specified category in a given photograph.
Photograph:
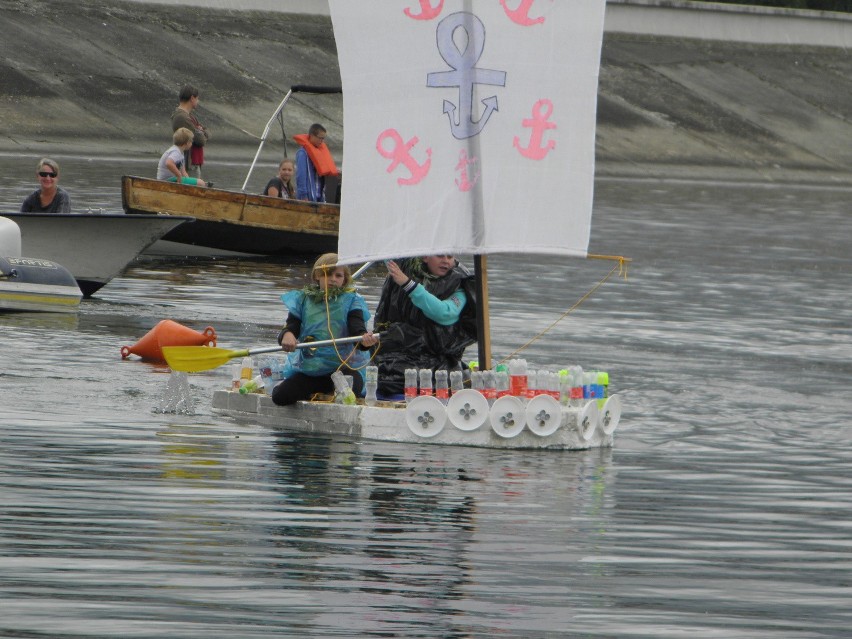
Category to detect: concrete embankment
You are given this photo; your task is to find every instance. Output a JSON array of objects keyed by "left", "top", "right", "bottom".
[{"left": 2, "top": 0, "right": 851, "bottom": 184}]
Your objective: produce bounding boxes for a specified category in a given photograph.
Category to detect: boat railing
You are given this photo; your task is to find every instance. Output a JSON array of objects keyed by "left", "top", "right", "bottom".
[{"left": 242, "top": 85, "right": 342, "bottom": 192}]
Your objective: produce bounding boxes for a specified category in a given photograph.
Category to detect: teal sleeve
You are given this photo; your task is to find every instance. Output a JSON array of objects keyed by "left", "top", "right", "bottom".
[{"left": 409, "top": 285, "right": 466, "bottom": 326}]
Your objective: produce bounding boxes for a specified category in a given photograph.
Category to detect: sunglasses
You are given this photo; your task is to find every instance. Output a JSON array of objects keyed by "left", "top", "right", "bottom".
[{"left": 38, "top": 171, "right": 57, "bottom": 178}]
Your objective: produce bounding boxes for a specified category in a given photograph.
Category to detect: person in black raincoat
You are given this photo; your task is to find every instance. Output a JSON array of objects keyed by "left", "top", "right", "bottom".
[{"left": 373, "top": 255, "right": 477, "bottom": 397}]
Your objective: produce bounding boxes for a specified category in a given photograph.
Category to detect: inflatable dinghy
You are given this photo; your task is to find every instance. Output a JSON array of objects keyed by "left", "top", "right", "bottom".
[{"left": 0, "top": 216, "right": 82, "bottom": 313}]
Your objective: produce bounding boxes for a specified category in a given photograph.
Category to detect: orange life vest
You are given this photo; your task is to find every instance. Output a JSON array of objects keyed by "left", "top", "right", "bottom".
[{"left": 293, "top": 134, "right": 340, "bottom": 177}]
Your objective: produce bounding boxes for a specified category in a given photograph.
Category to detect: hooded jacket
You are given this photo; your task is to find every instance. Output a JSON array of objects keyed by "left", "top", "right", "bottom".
[{"left": 373, "top": 258, "right": 477, "bottom": 395}]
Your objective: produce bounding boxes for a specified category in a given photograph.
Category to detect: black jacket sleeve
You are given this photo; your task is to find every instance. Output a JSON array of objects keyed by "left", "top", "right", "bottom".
[
  {"left": 277, "top": 316, "right": 302, "bottom": 345},
  {"left": 347, "top": 309, "right": 371, "bottom": 350}
]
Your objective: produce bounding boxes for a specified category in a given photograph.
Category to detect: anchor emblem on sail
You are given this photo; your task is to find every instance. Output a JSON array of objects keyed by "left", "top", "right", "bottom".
[
  {"left": 427, "top": 12, "right": 507, "bottom": 140},
  {"left": 513, "top": 99, "right": 557, "bottom": 160},
  {"left": 454, "top": 149, "right": 480, "bottom": 192},
  {"left": 500, "top": 0, "right": 552, "bottom": 26},
  {"left": 376, "top": 128, "right": 432, "bottom": 186},
  {"left": 403, "top": 0, "right": 444, "bottom": 21}
]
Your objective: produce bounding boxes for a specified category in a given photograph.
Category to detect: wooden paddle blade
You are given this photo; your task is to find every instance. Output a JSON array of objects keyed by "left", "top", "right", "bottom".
[{"left": 162, "top": 346, "right": 250, "bottom": 373}]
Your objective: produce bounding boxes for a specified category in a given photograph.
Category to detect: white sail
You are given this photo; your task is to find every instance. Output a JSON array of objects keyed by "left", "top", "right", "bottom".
[{"left": 329, "top": 0, "right": 606, "bottom": 265}]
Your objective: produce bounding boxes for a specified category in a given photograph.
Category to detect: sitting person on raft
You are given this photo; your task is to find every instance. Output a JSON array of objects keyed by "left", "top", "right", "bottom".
[
  {"left": 373, "top": 255, "right": 477, "bottom": 399},
  {"left": 271, "top": 253, "right": 378, "bottom": 406},
  {"left": 157, "top": 127, "right": 207, "bottom": 187}
]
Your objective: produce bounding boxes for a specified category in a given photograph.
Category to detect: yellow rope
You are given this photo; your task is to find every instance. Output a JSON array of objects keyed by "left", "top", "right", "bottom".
[
  {"left": 317, "top": 267, "right": 378, "bottom": 373},
  {"left": 497, "top": 254, "right": 630, "bottom": 365}
]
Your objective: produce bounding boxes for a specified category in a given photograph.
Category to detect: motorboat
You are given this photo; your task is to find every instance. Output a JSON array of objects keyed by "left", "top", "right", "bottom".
[{"left": 2, "top": 211, "right": 193, "bottom": 296}]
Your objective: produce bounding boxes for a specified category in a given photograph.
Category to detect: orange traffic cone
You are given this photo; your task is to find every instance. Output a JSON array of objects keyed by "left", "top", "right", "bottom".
[{"left": 121, "top": 319, "right": 217, "bottom": 362}]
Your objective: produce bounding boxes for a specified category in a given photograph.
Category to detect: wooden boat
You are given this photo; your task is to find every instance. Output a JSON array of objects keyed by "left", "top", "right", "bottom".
[
  {"left": 205, "top": 2, "right": 623, "bottom": 451},
  {"left": 1, "top": 217, "right": 81, "bottom": 312},
  {"left": 124, "top": 86, "right": 345, "bottom": 256},
  {"left": 121, "top": 176, "right": 339, "bottom": 256}
]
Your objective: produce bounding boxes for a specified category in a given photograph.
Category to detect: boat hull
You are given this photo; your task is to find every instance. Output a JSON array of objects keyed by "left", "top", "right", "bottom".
[
  {"left": 212, "top": 390, "right": 619, "bottom": 451},
  {"left": 122, "top": 176, "right": 339, "bottom": 256},
  {"left": 2, "top": 212, "right": 193, "bottom": 297},
  {"left": 0, "top": 256, "right": 82, "bottom": 313}
]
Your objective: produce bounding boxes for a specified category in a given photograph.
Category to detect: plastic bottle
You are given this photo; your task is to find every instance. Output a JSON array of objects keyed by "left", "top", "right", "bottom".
[
  {"left": 240, "top": 356, "right": 253, "bottom": 383},
  {"left": 583, "top": 371, "right": 596, "bottom": 403},
  {"left": 495, "top": 370, "right": 510, "bottom": 398},
  {"left": 231, "top": 363, "right": 242, "bottom": 391},
  {"left": 597, "top": 371, "right": 609, "bottom": 399},
  {"left": 418, "top": 368, "right": 433, "bottom": 397},
  {"left": 434, "top": 369, "right": 449, "bottom": 404},
  {"left": 570, "top": 366, "right": 585, "bottom": 407},
  {"left": 331, "top": 370, "right": 356, "bottom": 405},
  {"left": 558, "top": 369, "right": 570, "bottom": 405},
  {"left": 527, "top": 369, "right": 540, "bottom": 400},
  {"left": 470, "top": 370, "right": 483, "bottom": 394},
  {"left": 239, "top": 374, "right": 264, "bottom": 394},
  {"left": 508, "top": 359, "right": 528, "bottom": 397},
  {"left": 365, "top": 365, "right": 378, "bottom": 406},
  {"left": 482, "top": 370, "right": 497, "bottom": 405},
  {"left": 595, "top": 371, "right": 609, "bottom": 408},
  {"left": 259, "top": 357, "right": 277, "bottom": 395},
  {"left": 546, "top": 371, "right": 560, "bottom": 400},
  {"left": 449, "top": 370, "right": 464, "bottom": 395},
  {"left": 404, "top": 368, "right": 418, "bottom": 403}
]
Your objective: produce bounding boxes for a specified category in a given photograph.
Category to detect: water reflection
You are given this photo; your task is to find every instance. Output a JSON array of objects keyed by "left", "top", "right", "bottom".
[{"left": 2, "top": 154, "right": 851, "bottom": 637}]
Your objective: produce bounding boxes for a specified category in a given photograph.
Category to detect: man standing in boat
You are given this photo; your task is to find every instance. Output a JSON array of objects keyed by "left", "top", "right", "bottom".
[
  {"left": 294, "top": 123, "right": 339, "bottom": 202},
  {"left": 170, "top": 84, "right": 209, "bottom": 179}
]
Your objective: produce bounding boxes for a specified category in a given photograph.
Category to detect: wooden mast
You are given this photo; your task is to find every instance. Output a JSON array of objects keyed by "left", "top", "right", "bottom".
[{"left": 474, "top": 254, "right": 491, "bottom": 371}]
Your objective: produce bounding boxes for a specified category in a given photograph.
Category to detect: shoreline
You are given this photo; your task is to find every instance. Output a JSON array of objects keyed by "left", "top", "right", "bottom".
[{"left": 1, "top": 0, "right": 851, "bottom": 186}]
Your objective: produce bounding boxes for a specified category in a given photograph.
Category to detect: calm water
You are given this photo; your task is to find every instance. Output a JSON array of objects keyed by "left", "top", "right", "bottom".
[{"left": 1, "top": 155, "right": 851, "bottom": 638}]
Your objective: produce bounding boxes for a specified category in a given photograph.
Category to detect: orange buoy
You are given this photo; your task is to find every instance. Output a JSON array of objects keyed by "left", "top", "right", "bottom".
[{"left": 121, "top": 320, "right": 216, "bottom": 362}]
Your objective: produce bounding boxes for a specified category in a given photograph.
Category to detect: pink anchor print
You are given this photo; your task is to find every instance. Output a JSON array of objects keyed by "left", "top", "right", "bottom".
[
  {"left": 454, "top": 149, "right": 480, "bottom": 192},
  {"left": 513, "top": 99, "right": 556, "bottom": 160},
  {"left": 500, "top": 0, "right": 552, "bottom": 26},
  {"left": 404, "top": 0, "right": 444, "bottom": 21},
  {"left": 376, "top": 129, "right": 432, "bottom": 186}
]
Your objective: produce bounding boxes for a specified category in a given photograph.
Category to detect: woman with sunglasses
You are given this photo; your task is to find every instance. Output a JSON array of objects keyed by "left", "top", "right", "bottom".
[{"left": 20, "top": 158, "right": 71, "bottom": 213}]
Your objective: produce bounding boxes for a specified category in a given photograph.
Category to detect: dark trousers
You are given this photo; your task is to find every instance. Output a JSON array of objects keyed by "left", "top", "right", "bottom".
[{"left": 271, "top": 367, "right": 363, "bottom": 406}]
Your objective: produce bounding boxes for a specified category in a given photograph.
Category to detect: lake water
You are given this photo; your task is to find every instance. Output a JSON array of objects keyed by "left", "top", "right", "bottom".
[{"left": 1, "top": 155, "right": 851, "bottom": 638}]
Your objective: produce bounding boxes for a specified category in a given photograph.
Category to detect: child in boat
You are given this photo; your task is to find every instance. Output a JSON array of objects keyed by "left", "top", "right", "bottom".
[
  {"left": 263, "top": 158, "right": 296, "bottom": 198},
  {"left": 373, "top": 255, "right": 477, "bottom": 398},
  {"left": 271, "top": 253, "right": 378, "bottom": 406},
  {"left": 157, "top": 127, "right": 207, "bottom": 187}
]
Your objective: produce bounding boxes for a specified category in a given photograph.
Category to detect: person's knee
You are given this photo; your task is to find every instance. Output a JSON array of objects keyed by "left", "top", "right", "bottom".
[{"left": 271, "top": 380, "right": 298, "bottom": 406}]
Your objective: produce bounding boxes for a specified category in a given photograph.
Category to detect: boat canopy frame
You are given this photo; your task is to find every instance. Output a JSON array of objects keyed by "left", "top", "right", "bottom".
[{"left": 242, "top": 85, "right": 343, "bottom": 192}]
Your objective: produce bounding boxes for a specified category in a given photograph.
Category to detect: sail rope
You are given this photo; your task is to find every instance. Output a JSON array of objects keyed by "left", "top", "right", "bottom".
[
  {"left": 318, "top": 277, "right": 378, "bottom": 373},
  {"left": 496, "top": 254, "right": 630, "bottom": 365}
]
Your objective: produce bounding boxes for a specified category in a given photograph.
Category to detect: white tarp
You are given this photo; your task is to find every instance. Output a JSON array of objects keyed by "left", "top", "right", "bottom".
[{"left": 329, "top": 0, "right": 605, "bottom": 265}]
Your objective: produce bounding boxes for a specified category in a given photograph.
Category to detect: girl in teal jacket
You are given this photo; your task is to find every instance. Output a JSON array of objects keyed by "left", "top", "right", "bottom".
[{"left": 271, "top": 253, "right": 378, "bottom": 405}]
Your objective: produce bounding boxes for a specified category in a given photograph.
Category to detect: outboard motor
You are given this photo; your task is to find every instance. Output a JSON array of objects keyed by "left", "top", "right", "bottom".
[{"left": 0, "top": 255, "right": 82, "bottom": 313}]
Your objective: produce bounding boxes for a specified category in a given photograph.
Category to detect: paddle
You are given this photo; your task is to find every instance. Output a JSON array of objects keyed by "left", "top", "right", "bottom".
[
  {"left": 164, "top": 260, "right": 381, "bottom": 373},
  {"left": 162, "top": 334, "right": 378, "bottom": 373}
]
